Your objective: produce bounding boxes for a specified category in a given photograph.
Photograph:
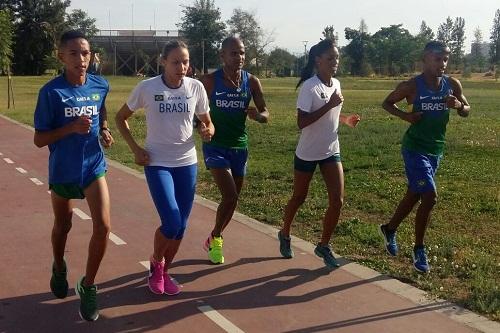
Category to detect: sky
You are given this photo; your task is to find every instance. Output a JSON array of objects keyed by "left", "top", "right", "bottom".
[{"left": 69, "top": 0, "right": 499, "bottom": 54}]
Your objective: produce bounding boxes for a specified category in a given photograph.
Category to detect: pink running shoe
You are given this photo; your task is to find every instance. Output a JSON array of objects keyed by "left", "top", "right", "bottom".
[
  {"left": 203, "top": 234, "right": 213, "bottom": 252},
  {"left": 148, "top": 258, "right": 165, "bottom": 294},
  {"left": 163, "top": 273, "right": 180, "bottom": 295}
]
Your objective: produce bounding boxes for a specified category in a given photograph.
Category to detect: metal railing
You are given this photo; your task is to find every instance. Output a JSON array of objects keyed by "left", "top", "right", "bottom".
[{"left": 95, "top": 29, "right": 180, "bottom": 37}]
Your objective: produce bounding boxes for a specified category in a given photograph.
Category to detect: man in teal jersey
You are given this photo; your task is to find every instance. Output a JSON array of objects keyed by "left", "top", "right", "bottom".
[
  {"left": 200, "top": 36, "right": 269, "bottom": 264},
  {"left": 379, "top": 41, "right": 470, "bottom": 273}
]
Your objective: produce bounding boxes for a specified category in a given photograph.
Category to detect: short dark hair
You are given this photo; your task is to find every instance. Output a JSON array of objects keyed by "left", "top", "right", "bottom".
[
  {"left": 221, "top": 36, "right": 243, "bottom": 50},
  {"left": 424, "top": 40, "right": 450, "bottom": 54},
  {"left": 161, "top": 40, "right": 188, "bottom": 59},
  {"left": 59, "top": 30, "right": 87, "bottom": 48}
]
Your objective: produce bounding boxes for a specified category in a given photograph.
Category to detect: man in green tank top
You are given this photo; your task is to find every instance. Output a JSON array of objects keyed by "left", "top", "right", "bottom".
[
  {"left": 379, "top": 41, "right": 470, "bottom": 273},
  {"left": 200, "top": 37, "right": 269, "bottom": 264}
]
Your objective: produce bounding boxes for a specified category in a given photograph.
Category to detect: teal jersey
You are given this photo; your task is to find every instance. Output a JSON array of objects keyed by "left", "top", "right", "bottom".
[{"left": 402, "top": 74, "right": 452, "bottom": 156}]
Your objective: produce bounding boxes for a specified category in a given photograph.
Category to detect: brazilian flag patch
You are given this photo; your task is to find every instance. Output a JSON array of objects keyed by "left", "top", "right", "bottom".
[{"left": 91, "top": 93, "right": 100, "bottom": 101}]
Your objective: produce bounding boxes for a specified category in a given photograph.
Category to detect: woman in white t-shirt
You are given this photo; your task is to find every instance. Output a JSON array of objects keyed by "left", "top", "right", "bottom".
[
  {"left": 278, "top": 38, "right": 360, "bottom": 269},
  {"left": 115, "top": 41, "right": 214, "bottom": 295}
]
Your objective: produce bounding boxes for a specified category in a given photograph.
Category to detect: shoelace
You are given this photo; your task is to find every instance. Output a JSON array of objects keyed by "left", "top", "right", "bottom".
[
  {"left": 415, "top": 249, "right": 427, "bottom": 262},
  {"left": 388, "top": 234, "right": 397, "bottom": 246},
  {"left": 384, "top": 228, "right": 396, "bottom": 244},
  {"left": 83, "top": 286, "right": 97, "bottom": 309}
]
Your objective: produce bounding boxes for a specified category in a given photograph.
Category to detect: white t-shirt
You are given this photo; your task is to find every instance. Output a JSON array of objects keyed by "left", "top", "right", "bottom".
[
  {"left": 295, "top": 75, "right": 343, "bottom": 161},
  {"left": 127, "top": 76, "right": 209, "bottom": 167}
]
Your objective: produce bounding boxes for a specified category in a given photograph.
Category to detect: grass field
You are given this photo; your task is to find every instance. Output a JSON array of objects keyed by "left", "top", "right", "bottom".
[{"left": 1, "top": 75, "right": 499, "bottom": 320}]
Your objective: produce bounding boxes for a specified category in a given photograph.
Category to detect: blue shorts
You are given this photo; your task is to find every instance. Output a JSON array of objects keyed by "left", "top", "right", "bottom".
[
  {"left": 202, "top": 144, "right": 248, "bottom": 177},
  {"left": 294, "top": 154, "right": 341, "bottom": 173},
  {"left": 144, "top": 164, "right": 197, "bottom": 240},
  {"left": 402, "top": 148, "right": 441, "bottom": 194}
]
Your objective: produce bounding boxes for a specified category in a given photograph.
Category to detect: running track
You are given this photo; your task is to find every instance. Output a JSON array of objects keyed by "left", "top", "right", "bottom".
[{"left": 0, "top": 114, "right": 497, "bottom": 333}]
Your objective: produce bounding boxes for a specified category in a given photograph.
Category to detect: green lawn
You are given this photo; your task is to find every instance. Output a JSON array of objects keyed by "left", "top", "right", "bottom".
[{"left": 1, "top": 75, "right": 499, "bottom": 320}]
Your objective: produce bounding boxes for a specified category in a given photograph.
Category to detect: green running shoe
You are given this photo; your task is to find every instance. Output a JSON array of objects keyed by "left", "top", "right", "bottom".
[
  {"left": 75, "top": 276, "right": 99, "bottom": 321},
  {"left": 50, "top": 260, "right": 68, "bottom": 299},
  {"left": 208, "top": 236, "right": 224, "bottom": 264},
  {"left": 314, "top": 244, "right": 340, "bottom": 270}
]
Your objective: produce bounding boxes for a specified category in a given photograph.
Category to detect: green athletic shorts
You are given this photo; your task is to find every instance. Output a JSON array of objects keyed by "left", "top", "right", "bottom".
[{"left": 49, "top": 172, "right": 106, "bottom": 199}]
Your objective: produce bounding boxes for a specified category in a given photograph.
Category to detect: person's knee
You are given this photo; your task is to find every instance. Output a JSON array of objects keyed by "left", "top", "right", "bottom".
[
  {"left": 54, "top": 219, "right": 72, "bottom": 235},
  {"left": 407, "top": 190, "right": 421, "bottom": 202},
  {"left": 421, "top": 192, "right": 437, "bottom": 208},
  {"left": 221, "top": 192, "right": 239, "bottom": 207},
  {"left": 159, "top": 221, "right": 184, "bottom": 240},
  {"left": 92, "top": 219, "right": 111, "bottom": 238},
  {"left": 174, "top": 226, "right": 186, "bottom": 240},
  {"left": 290, "top": 193, "right": 307, "bottom": 206},
  {"left": 329, "top": 196, "right": 343, "bottom": 209}
]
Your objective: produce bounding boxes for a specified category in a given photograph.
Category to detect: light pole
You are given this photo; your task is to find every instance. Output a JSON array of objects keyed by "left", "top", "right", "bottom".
[
  {"left": 302, "top": 40, "right": 308, "bottom": 62},
  {"left": 201, "top": 39, "right": 205, "bottom": 74}
]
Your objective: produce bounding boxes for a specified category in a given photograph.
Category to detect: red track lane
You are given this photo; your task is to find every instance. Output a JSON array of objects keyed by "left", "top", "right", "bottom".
[{"left": 0, "top": 115, "right": 482, "bottom": 332}]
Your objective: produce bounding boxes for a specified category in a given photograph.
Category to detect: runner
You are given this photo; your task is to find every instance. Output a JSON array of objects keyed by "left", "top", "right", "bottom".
[
  {"left": 200, "top": 36, "right": 269, "bottom": 264},
  {"left": 278, "top": 38, "right": 360, "bottom": 269},
  {"left": 115, "top": 40, "right": 214, "bottom": 294},
  {"left": 33, "top": 30, "right": 114, "bottom": 321},
  {"left": 379, "top": 40, "right": 470, "bottom": 273}
]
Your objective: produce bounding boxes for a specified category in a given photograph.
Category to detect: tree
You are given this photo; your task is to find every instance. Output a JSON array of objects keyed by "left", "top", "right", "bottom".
[
  {"left": 414, "top": 20, "right": 435, "bottom": 60},
  {"left": 437, "top": 17, "right": 454, "bottom": 45},
  {"left": 344, "top": 21, "right": 372, "bottom": 76},
  {"left": 11, "top": 0, "right": 71, "bottom": 75},
  {"left": 470, "top": 27, "right": 486, "bottom": 72},
  {"left": 0, "top": 9, "right": 14, "bottom": 74},
  {"left": 490, "top": 9, "right": 500, "bottom": 65},
  {"left": 359, "top": 19, "right": 368, "bottom": 34},
  {"left": 177, "top": 0, "right": 226, "bottom": 73},
  {"left": 227, "top": 8, "right": 274, "bottom": 74},
  {"left": 322, "top": 25, "right": 338, "bottom": 45},
  {"left": 0, "top": 0, "right": 16, "bottom": 13},
  {"left": 450, "top": 17, "right": 466, "bottom": 69},
  {"left": 267, "top": 47, "right": 296, "bottom": 76},
  {"left": 418, "top": 20, "right": 434, "bottom": 41},
  {"left": 368, "top": 24, "right": 418, "bottom": 75},
  {"left": 66, "top": 9, "right": 98, "bottom": 38}
]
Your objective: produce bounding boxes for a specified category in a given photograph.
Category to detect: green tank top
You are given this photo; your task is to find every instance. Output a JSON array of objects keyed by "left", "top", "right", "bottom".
[
  {"left": 207, "top": 69, "right": 252, "bottom": 149},
  {"left": 402, "top": 74, "right": 452, "bottom": 156}
]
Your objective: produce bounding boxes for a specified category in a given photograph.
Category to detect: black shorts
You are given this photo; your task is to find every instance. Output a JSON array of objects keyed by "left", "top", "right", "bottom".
[{"left": 294, "top": 154, "right": 341, "bottom": 173}]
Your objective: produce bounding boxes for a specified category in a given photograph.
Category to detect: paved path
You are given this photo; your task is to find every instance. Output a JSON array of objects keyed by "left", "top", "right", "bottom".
[{"left": 0, "top": 114, "right": 498, "bottom": 333}]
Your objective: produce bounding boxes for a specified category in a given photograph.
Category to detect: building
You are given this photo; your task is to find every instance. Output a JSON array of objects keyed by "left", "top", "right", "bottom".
[{"left": 90, "top": 29, "right": 182, "bottom": 76}]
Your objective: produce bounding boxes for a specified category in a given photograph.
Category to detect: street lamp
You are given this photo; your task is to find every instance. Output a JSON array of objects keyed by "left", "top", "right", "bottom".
[
  {"left": 201, "top": 39, "right": 205, "bottom": 74},
  {"left": 302, "top": 40, "right": 308, "bottom": 61}
]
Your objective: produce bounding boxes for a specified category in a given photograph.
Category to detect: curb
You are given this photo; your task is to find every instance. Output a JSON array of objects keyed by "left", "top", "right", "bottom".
[
  {"left": 3, "top": 113, "right": 498, "bottom": 333},
  {"left": 110, "top": 159, "right": 500, "bottom": 333}
]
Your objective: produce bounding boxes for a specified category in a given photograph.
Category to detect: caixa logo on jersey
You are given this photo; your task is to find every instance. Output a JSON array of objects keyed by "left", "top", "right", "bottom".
[
  {"left": 61, "top": 94, "right": 100, "bottom": 103},
  {"left": 76, "top": 94, "right": 100, "bottom": 102}
]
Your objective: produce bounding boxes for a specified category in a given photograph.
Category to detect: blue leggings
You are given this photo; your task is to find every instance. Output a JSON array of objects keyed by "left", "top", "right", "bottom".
[{"left": 144, "top": 164, "right": 197, "bottom": 240}]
